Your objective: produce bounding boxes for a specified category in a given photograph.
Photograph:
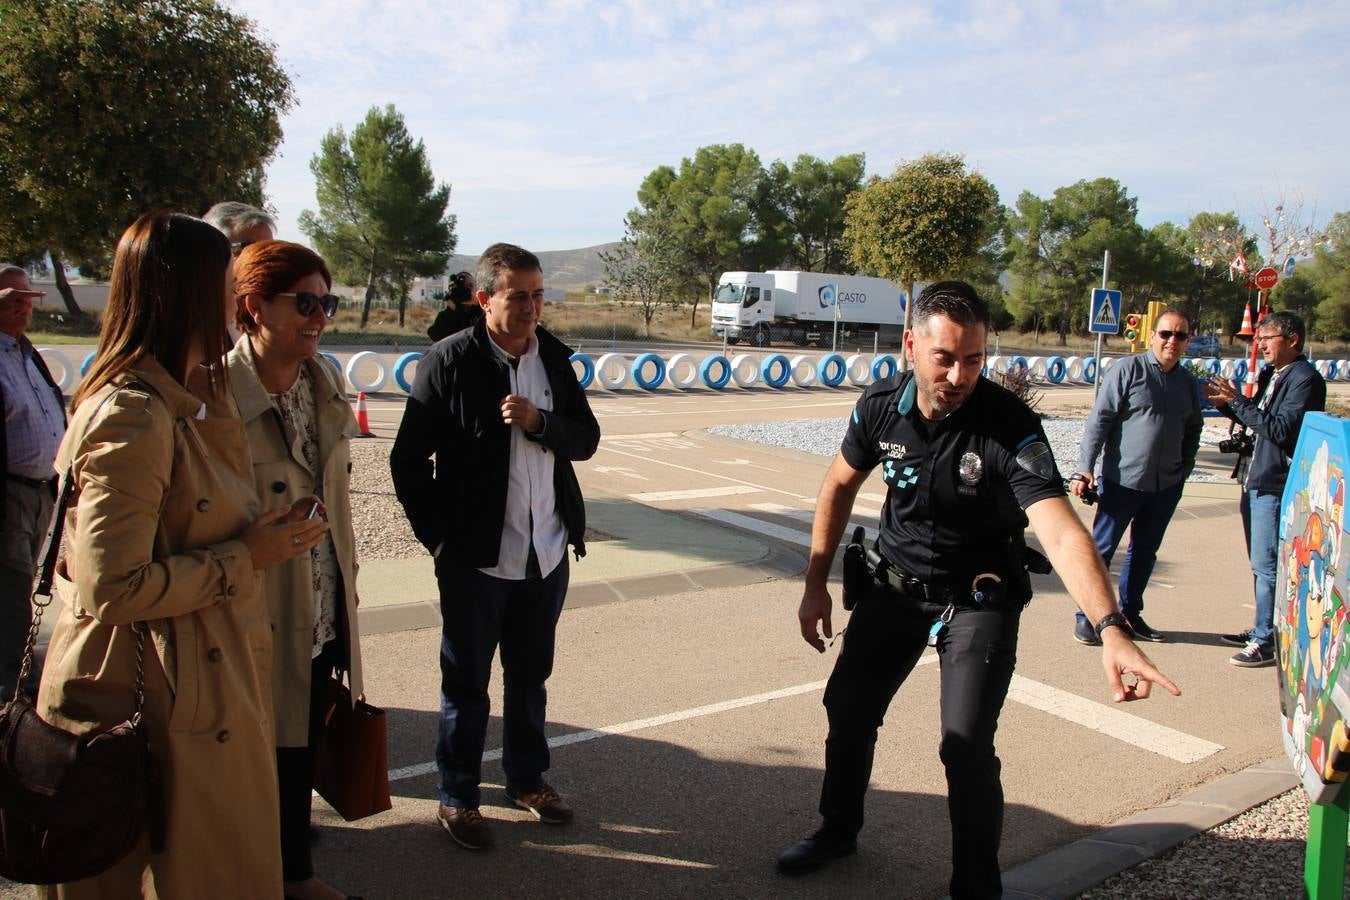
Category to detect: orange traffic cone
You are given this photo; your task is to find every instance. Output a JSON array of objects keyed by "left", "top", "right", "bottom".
[
  {"left": 1237, "top": 302, "right": 1254, "bottom": 338},
  {"left": 354, "top": 391, "right": 375, "bottom": 437}
]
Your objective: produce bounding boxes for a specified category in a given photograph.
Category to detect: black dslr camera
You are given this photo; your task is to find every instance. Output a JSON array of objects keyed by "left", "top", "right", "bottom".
[
  {"left": 1218, "top": 426, "right": 1255, "bottom": 456},
  {"left": 448, "top": 271, "right": 474, "bottom": 304}
]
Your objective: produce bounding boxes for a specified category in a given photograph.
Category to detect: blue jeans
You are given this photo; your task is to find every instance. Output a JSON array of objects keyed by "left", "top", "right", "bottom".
[
  {"left": 1074, "top": 479, "right": 1185, "bottom": 623},
  {"left": 434, "top": 554, "right": 569, "bottom": 808},
  {"left": 1240, "top": 490, "right": 1280, "bottom": 649}
]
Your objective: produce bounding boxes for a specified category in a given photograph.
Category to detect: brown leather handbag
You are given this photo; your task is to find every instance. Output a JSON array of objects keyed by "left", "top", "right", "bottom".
[
  {"left": 313, "top": 676, "right": 392, "bottom": 822},
  {"left": 0, "top": 471, "right": 154, "bottom": 884}
]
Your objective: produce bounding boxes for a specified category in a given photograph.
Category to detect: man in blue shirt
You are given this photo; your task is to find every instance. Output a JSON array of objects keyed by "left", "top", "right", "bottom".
[
  {"left": 1070, "top": 309, "right": 1202, "bottom": 644},
  {"left": 0, "top": 264, "right": 66, "bottom": 700}
]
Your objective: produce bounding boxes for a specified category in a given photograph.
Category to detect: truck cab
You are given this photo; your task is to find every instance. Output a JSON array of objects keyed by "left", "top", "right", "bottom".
[{"left": 710, "top": 272, "right": 776, "bottom": 345}]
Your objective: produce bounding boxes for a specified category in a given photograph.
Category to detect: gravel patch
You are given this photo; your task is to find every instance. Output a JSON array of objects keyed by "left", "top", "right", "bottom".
[
  {"left": 1082, "top": 787, "right": 1346, "bottom": 899},
  {"left": 708, "top": 416, "right": 1234, "bottom": 484}
]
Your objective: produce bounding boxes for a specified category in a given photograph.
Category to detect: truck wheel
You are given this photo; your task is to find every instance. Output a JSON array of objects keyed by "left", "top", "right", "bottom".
[
  {"left": 793, "top": 330, "right": 809, "bottom": 347},
  {"left": 751, "top": 325, "right": 770, "bottom": 348}
]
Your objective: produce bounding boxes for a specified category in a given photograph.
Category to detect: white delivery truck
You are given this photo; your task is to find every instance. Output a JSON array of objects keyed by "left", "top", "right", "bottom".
[{"left": 709, "top": 270, "right": 921, "bottom": 347}]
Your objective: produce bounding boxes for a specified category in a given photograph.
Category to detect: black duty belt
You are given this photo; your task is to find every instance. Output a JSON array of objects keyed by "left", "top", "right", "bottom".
[
  {"left": 876, "top": 567, "right": 965, "bottom": 604},
  {"left": 7, "top": 472, "right": 56, "bottom": 490}
]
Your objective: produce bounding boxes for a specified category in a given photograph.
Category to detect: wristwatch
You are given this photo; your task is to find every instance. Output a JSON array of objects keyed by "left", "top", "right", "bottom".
[{"left": 1094, "top": 612, "right": 1131, "bottom": 640}]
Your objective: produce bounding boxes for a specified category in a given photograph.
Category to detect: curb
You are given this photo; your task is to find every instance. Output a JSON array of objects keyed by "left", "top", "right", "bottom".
[{"left": 1000, "top": 756, "right": 1298, "bottom": 899}]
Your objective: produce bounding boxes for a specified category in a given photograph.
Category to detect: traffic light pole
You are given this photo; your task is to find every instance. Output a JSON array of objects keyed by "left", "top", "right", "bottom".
[{"left": 1093, "top": 250, "right": 1111, "bottom": 402}]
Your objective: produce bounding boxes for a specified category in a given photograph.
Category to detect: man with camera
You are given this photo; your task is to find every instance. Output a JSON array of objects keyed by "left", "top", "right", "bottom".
[
  {"left": 779, "top": 281, "right": 1179, "bottom": 898},
  {"left": 427, "top": 270, "right": 481, "bottom": 341},
  {"left": 1205, "top": 310, "right": 1325, "bottom": 667},
  {"left": 1068, "top": 308, "right": 1203, "bottom": 645}
]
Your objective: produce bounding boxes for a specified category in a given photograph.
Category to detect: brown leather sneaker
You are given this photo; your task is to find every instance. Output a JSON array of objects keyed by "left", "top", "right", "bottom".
[
  {"left": 437, "top": 804, "right": 494, "bottom": 849},
  {"left": 505, "top": 782, "right": 574, "bottom": 824}
]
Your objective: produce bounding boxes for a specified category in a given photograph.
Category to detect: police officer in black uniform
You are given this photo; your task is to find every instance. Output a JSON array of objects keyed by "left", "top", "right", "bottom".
[{"left": 777, "top": 281, "right": 1180, "bottom": 898}]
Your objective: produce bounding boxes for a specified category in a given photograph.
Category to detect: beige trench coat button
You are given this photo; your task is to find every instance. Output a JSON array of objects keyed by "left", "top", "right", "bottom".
[
  {"left": 207, "top": 648, "right": 223, "bottom": 662},
  {"left": 196, "top": 499, "right": 210, "bottom": 512},
  {"left": 226, "top": 585, "right": 238, "bottom": 596},
  {"left": 216, "top": 730, "right": 230, "bottom": 743}
]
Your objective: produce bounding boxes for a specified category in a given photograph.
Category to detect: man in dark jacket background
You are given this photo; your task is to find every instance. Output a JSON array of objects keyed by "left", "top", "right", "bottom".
[
  {"left": 390, "top": 243, "right": 600, "bottom": 851},
  {"left": 1206, "top": 310, "right": 1326, "bottom": 667}
]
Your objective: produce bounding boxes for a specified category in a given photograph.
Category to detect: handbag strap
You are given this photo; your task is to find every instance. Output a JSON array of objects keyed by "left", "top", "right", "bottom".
[{"left": 13, "top": 394, "right": 148, "bottom": 711}]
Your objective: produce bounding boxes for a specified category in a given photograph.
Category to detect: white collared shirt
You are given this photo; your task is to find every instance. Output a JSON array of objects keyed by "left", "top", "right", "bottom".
[{"left": 479, "top": 333, "right": 565, "bottom": 580}]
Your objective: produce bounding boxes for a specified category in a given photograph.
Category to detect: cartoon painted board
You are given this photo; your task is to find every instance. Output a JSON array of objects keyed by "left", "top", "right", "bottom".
[{"left": 1279, "top": 412, "right": 1350, "bottom": 802}]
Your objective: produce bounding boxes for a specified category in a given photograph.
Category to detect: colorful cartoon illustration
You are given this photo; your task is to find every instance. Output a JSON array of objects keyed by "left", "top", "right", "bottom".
[{"left": 1280, "top": 423, "right": 1350, "bottom": 803}]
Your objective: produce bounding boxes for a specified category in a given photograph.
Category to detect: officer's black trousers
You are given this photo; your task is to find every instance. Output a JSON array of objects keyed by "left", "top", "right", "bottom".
[{"left": 818, "top": 585, "right": 1020, "bottom": 900}]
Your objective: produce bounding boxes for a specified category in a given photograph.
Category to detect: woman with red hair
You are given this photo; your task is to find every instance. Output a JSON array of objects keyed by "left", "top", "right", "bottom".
[{"left": 229, "top": 240, "right": 364, "bottom": 900}]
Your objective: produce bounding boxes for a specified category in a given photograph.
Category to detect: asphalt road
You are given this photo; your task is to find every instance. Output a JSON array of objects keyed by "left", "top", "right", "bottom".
[{"left": 312, "top": 382, "right": 1332, "bottom": 899}]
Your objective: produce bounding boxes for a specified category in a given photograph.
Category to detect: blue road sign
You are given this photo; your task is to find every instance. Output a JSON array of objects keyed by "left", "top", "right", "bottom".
[{"left": 1090, "top": 288, "right": 1122, "bottom": 335}]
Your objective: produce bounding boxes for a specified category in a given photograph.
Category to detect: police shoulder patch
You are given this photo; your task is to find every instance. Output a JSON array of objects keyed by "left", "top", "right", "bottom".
[{"left": 1014, "top": 440, "right": 1056, "bottom": 480}]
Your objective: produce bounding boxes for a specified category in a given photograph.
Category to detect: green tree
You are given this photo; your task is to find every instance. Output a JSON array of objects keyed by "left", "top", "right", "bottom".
[
  {"left": 1007, "top": 179, "right": 1147, "bottom": 345},
  {"left": 1311, "top": 212, "right": 1350, "bottom": 338},
  {"left": 843, "top": 152, "right": 1000, "bottom": 362},
  {"left": 761, "top": 153, "right": 865, "bottom": 272},
  {"left": 599, "top": 205, "right": 688, "bottom": 338},
  {"left": 0, "top": 0, "right": 294, "bottom": 315},
  {"left": 632, "top": 144, "right": 773, "bottom": 327},
  {"left": 299, "top": 105, "right": 456, "bottom": 328}
]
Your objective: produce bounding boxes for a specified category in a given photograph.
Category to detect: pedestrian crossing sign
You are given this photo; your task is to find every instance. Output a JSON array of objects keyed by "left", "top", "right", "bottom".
[{"left": 1089, "top": 289, "right": 1122, "bottom": 335}]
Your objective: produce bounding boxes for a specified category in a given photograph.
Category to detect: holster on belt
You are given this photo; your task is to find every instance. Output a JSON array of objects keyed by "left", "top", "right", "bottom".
[{"left": 841, "top": 526, "right": 871, "bottom": 611}]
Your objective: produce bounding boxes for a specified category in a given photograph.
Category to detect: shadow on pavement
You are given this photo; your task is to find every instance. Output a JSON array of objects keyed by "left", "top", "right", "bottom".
[{"left": 319, "top": 707, "right": 1090, "bottom": 899}]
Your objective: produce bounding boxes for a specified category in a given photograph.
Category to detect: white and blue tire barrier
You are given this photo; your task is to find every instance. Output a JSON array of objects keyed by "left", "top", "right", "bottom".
[
  {"left": 1220, "top": 359, "right": 1237, "bottom": 379},
  {"left": 345, "top": 351, "right": 388, "bottom": 394},
  {"left": 790, "top": 354, "right": 817, "bottom": 387},
  {"left": 393, "top": 352, "right": 422, "bottom": 393},
  {"left": 596, "top": 353, "right": 629, "bottom": 390},
  {"left": 1233, "top": 359, "right": 1249, "bottom": 382},
  {"left": 760, "top": 353, "right": 792, "bottom": 389},
  {"left": 730, "top": 354, "right": 760, "bottom": 388},
  {"left": 1045, "top": 357, "right": 1067, "bottom": 384},
  {"left": 666, "top": 353, "right": 697, "bottom": 390},
  {"left": 818, "top": 353, "right": 846, "bottom": 387},
  {"left": 700, "top": 354, "right": 731, "bottom": 390},
  {"left": 871, "top": 354, "right": 898, "bottom": 381},
  {"left": 38, "top": 349, "right": 74, "bottom": 391},
  {"left": 81, "top": 351, "right": 96, "bottom": 376},
  {"left": 1083, "top": 357, "right": 1097, "bottom": 384},
  {"left": 1101, "top": 356, "right": 1117, "bottom": 375},
  {"left": 1008, "top": 355, "right": 1028, "bottom": 373},
  {"left": 1028, "top": 356, "right": 1046, "bottom": 379},
  {"left": 845, "top": 354, "right": 870, "bottom": 386},
  {"left": 1066, "top": 357, "right": 1084, "bottom": 383},
  {"left": 570, "top": 353, "right": 595, "bottom": 389},
  {"left": 986, "top": 355, "right": 1004, "bottom": 375},
  {"left": 632, "top": 353, "right": 666, "bottom": 391},
  {"left": 1202, "top": 358, "right": 1222, "bottom": 377}
]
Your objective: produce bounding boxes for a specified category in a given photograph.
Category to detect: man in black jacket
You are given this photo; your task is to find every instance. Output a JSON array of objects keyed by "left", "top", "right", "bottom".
[
  {"left": 1206, "top": 310, "right": 1326, "bottom": 667},
  {"left": 0, "top": 264, "right": 66, "bottom": 700},
  {"left": 391, "top": 243, "right": 600, "bottom": 851}
]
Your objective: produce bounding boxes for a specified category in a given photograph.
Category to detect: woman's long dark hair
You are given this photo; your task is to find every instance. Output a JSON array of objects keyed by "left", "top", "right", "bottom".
[{"left": 74, "top": 211, "right": 232, "bottom": 410}]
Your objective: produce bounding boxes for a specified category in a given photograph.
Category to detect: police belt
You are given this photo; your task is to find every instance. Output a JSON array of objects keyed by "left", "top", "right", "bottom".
[{"left": 866, "top": 549, "right": 1016, "bottom": 610}]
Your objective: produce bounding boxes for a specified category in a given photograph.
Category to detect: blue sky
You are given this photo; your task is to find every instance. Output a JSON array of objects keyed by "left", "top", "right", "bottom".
[{"left": 223, "top": 0, "right": 1349, "bottom": 256}]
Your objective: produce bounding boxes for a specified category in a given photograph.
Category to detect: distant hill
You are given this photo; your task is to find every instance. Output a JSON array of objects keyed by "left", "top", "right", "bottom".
[{"left": 446, "top": 242, "right": 620, "bottom": 291}]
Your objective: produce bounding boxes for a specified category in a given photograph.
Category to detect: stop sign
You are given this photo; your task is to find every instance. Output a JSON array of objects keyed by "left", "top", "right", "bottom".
[{"left": 1254, "top": 266, "right": 1280, "bottom": 291}]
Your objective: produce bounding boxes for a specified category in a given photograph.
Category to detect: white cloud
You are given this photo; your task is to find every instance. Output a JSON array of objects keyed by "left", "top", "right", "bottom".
[{"left": 223, "top": 0, "right": 1350, "bottom": 252}]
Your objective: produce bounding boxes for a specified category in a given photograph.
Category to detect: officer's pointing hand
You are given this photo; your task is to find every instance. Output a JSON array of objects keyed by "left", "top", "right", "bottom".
[
  {"left": 798, "top": 584, "right": 833, "bottom": 653},
  {"left": 1100, "top": 631, "right": 1181, "bottom": 702}
]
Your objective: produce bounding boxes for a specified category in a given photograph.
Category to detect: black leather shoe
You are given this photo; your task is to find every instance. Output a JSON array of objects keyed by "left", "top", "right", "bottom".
[{"left": 776, "top": 829, "right": 857, "bottom": 875}]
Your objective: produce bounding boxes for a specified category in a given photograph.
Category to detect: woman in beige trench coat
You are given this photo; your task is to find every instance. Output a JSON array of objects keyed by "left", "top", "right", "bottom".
[
  {"left": 34, "top": 212, "right": 328, "bottom": 899},
  {"left": 227, "top": 241, "right": 364, "bottom": 900}
]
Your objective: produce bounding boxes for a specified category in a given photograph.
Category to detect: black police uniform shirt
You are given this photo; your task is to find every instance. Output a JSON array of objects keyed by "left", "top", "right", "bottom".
[{"left": 841, "top": 372, "right": 1065, "bottom": 587}]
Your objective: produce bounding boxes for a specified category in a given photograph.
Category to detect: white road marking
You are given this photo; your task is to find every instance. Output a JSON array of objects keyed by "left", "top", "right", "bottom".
[
  {"left": 521, "top": 841, "right": 715, "bottom": 869},
  {"left": 698, "top": 506, "right": 874, "bottom": 546},
  {"left": 1007, "top": 675, "right": 1222, "bottom": 763},
  {"left": 593, "top": 465, "right": 648, "bottom": 480},
  {"left": 750, "top": 501, "right": 882, "bottom": 523},
  {"left": 594, "top": 445, "right": 808, "bottom": 499},
  {"left": 385, "top": 652, "right": 1213, "bottom": 787},
  {"left": 630, "top": 486, "right": 763, "bottom": 502},
  {"left": 600, "top": 432, "right": 679, "bottom": 440}
]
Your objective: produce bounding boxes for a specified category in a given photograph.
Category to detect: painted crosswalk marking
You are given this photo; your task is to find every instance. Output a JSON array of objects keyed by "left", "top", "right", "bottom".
[{"left": 629, "top": 485, "right": 762, "bottom": 502}]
